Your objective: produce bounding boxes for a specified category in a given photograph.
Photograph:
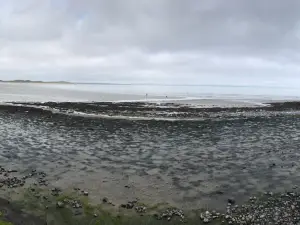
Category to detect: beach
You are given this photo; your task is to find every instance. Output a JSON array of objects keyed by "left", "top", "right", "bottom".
[{"left": 0, "top": 83, "right": 300, "bottom": 224}]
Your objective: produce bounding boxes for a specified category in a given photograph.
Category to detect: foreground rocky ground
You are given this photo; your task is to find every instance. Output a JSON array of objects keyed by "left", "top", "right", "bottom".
[
  {"left": 0, "top": 164, "right": 298, "bottom": 224},
  {"left": 0, "top": 101, "right": 299, "bottom": 224}
]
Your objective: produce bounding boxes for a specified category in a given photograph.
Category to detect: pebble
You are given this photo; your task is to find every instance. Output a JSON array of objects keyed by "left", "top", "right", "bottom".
[
  {"left": 135, "top": 206, "right": 147, "bottom": 213},
  {"left": 74, "top": 210, "right": 82, "bottom": 216},
  {"left": 56, "top": 201, "right": 64, "bottom": 208},
  {"left": 228, "top": 198, "right": 236, "bottom": 205}
]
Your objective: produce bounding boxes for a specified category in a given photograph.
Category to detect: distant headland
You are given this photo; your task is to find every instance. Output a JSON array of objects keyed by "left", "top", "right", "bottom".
[{"left": 0, "top": 80, "right": 71, "bottom": 84}]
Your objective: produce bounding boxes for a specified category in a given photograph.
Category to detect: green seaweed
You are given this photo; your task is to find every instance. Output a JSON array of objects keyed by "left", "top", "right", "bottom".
[
  {"left": 2, "top": 187, "right": 231, "bottom": 225},
  {"left": 0, "top": 221, "right": 13, "bottom": 225}
]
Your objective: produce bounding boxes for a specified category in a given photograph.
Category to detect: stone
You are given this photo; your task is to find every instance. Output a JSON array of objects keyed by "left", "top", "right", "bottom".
[
  {"left": 228, "top": 198, "right": 236, "bottom": 205},
  {"left": 56, "top": 201, "right": 64, "bottom": 208},
  {"left": 74, "top": 210, "right": 82, "bottom": 216},
  {"left": 203, "top": 218, "right": 210, "bottom": 223},
  {"left": 83, "top": 191, "right": 89, "bottom": 196},
  {"left": 102, "top": 197, "right": 108, "bottom": 203}
]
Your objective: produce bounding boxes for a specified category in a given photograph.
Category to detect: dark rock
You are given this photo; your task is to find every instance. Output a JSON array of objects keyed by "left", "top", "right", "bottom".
[
  {"left": 228, "top": 198, "right": 236, "bottom": 205},
  {"left": 135, "top": 206, "right": 147, "bottom": 213},
  {"left": 74, "top": 210, "right": 82, "bottom": 216},
  {"left": 102, "top": 197, "right": 108, "bottom": 203},
  {"left": 125, "top": 202, "right": 134, "bottom": 209}
]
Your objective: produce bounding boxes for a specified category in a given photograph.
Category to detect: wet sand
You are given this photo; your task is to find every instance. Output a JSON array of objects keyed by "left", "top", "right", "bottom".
[{"left": 0, "top": 101, "right": 299, "bottom": 212}]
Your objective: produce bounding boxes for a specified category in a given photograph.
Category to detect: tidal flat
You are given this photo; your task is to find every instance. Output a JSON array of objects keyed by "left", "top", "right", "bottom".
[{"left": 0, "top": 101, "right": 299, "bottom": 224}]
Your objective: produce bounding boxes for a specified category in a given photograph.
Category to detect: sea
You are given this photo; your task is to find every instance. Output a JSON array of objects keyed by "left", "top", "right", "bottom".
[{"left": 0, "top": 82, "right": 300, "bottom": 103}]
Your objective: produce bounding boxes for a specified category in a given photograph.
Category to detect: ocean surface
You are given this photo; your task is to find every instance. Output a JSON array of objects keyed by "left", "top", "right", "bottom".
[
  {"left": 1, "top": 82, "right": 300, "bottom": 103},
  {"left": 0, "top": 82, "right": 300, "bottom": 211}
]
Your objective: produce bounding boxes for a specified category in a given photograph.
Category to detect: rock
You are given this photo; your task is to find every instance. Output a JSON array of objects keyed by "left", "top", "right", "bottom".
[
  {"left": 56, "top": 201, "right": 64, "bottom": 208},
  {"left": 135, "top": 206, "right": 147, "bottom": 213},
  {"left": 121, "top": 202, "right": 134, "bottom": 209},
  {"left": 228, "top": 198, "right": 236, "bottom": 205},
  {"left": 83, "top": 191, "right": 89, "bottom": 196},
  {"left": 74, "top": 210, "right": 82, "bottom": 216},
  {"left": 93, "top": 214, "right": 98, "bottom": 217},
  {"left": 203, "top": 218, "right": 210, "bottom": 223},
  {"left": 102, "top": 197, "right": 108, "bottom": 203}
]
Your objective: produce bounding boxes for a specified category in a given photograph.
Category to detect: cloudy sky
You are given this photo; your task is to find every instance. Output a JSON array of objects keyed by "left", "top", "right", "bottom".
[{"left": 0, "top": 0, "right": 300, "bottom": 86}]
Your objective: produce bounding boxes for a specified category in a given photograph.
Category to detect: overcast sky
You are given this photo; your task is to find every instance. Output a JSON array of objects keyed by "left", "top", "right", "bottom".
[{"left": 0, "top": 0, "right": 300, "bottom": 86}]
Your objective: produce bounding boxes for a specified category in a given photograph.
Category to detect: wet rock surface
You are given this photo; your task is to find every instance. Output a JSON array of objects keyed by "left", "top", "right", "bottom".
[
  {"left": 4, "top": 101, "right": 300, "bottom": 120},
  {"left": 0, "top": 165, "right": 298, "bottom": 224},
  {"left": 0, "top": 101, "right": 299, "bottom": 212}
]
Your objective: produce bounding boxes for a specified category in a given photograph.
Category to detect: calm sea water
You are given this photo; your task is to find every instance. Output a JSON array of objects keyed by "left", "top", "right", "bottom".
[{"left": 0, "top": 83, "right": 300, "bottom": 102}]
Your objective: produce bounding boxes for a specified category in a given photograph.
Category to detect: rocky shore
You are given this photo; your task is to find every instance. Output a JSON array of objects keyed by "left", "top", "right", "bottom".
[
  {"left": 0, "top": 101, "right": 299, "bottom": 224},
  {"left": 2, "top": 100, "right": 300, "bottom": 120},
  {"left": 0, "top": 163, "right": 299, "bottom": 224}
]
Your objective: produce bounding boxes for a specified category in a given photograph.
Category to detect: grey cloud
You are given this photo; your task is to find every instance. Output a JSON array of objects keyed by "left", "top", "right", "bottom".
[
  {"left": 66, "top": 0, "right": 300, "bottom": 55},
  {"left": 0, "top": 0, "right": 300, "bottom": 83}
]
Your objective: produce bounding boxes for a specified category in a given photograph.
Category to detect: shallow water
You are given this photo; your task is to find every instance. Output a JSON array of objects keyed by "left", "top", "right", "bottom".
[
  {"left": 1, "top": 82, "right": 300, "bottom": 104},
  {"left": 0, "top": 103, "right": 300, "bottom": 210}
]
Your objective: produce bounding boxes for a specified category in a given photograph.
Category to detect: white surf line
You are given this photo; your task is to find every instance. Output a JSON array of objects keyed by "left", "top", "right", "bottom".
[
  {"left": 1, "top": 102, "right": 298, "bottom": 122},
  {"left": 0, "top": 102, "right": 205, "bottom": 121}
]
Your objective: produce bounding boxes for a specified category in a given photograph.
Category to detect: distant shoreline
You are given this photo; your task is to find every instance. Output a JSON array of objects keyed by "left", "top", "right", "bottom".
[{"left": 0, "top": 80, "right": 71, "bottom": 84}]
